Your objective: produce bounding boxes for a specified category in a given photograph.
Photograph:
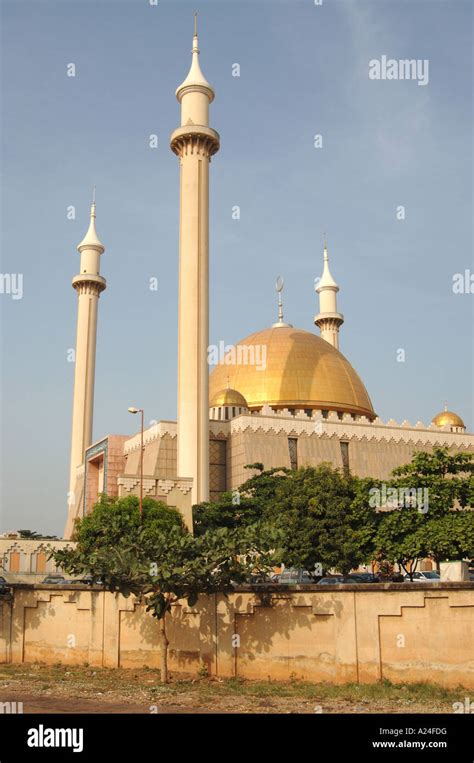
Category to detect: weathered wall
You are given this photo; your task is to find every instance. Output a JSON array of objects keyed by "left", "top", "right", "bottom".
[{"left": 1, "top": 583, "right": 473, "bottom": 688}]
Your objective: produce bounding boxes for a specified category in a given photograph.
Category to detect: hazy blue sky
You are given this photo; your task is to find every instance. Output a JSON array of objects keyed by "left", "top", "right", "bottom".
[{"left": 1, "top": 0, "right": 472, "bottom": 535}]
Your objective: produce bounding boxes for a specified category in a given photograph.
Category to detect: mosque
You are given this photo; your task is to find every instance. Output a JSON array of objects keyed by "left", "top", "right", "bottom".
[{"left": 64, "top": 21, "right": 472, "bottom": 539}]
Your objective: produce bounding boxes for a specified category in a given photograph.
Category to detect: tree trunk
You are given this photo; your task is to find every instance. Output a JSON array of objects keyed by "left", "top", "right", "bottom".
[{"left": 159, "top": 613, "right": 169, "bottom": 683}]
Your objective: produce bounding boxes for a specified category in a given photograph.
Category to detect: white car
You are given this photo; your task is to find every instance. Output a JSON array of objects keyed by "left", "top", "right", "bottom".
[{"left": 404, "top": 571, "right": 440, "bottom": 582}]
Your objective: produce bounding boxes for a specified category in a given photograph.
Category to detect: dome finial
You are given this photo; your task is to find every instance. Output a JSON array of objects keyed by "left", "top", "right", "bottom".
[{"left": 272, "top": 276, "right": 292, "bottom": 328}]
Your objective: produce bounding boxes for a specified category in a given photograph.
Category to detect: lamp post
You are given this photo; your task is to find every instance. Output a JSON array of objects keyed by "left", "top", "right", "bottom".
[{"left": 128, "top": 407, "right": 144, "bottom": 517}]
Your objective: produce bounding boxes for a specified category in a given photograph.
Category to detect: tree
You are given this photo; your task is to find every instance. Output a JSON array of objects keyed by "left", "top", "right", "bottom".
[
  {"left": 390, "top": 447, "right": 474, "bottom": 518},
  {"left": 373, "top": 448, "right": 474, "bottom": 575},
  {"left": 193, "top": 493, "right": 263, "bottom": 536},
  {"left": 53, "top": 496, "right": 277, "bottom": 682},
  {"left": 64, "top": 494, "right": 185, "bottom": 555},
  {"left": 266, "top": 465, "right": 377, "bottom": 574},
  {"left": 196, "top": 464, "right": 378, "bottom": 574},
  {"left": 419, "top": 512, "right": 474, "bottom": 564},
  {"left": 193, "top": 463, "right": 289, "bottom": 535},
  {"left": 17, "top": 530, "right": 59, "bottom": 540},
  {"left": 375, "top": 508, "right": 427, "bottom": 579}
]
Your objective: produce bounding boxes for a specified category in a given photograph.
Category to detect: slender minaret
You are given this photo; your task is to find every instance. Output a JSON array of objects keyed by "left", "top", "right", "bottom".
[
  {"left": 314, "top": 240, "right": 344, "bottom": 349},
  {"left": 68, "top": 194, "right": 106, "bottom": 505},
  {"left": 170, "top": 16, "right": 219, "bottom": 504}
]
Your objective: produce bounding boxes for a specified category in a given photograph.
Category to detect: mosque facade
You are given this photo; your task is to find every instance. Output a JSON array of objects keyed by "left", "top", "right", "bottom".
[{"left": 64, "top": 23, "right": 473, "bottom": 539}]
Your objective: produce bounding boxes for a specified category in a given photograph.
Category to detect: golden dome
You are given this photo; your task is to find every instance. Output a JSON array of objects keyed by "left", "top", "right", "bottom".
[
  {"left": 209, "top": 326, "right": 375, "bottom": 419},
  {"left": 210, "top": 387, "right": 248, "bottom": 408},
  {"left": 432, "top": 410, "right": 465, "bottom": 429}
]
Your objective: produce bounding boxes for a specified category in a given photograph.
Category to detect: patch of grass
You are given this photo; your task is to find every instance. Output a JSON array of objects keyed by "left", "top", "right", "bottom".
[{"left": 0, "top": 663, "right": 464, "bottom": 710}]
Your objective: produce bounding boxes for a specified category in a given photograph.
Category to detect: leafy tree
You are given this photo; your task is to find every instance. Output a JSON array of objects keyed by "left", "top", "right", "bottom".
[
  {"left": 17, "top": 530, "right": 59, "bottom": 540},
  {"left": 419, "top": 511, "right": 474, "bottom": 564},
  {"left": 53, "top": 496, "right": 277, "bottom": 682},
  {"left": 196, "top": 464, "right": 378, "bottom": 574},
  {"left": 390, "top": 447, "right": 474, "bottom": 518},
  {"left": 373, "top": 448, "right": 474, "bottom": 575},
  {"left": 193, "top": 464, "right": 289, "bottom": 535},
  {"left": 267, "top": 465, "right": 377, "bottom": 574},
  {"left": 193, "top": 493, "right": 263, "bottom": 536},
  {"left": 375, "top": 508, "right": 427, "bottom": 579},
  {"left": 65, "top": 494, "right": 185, "bottom": 554}
]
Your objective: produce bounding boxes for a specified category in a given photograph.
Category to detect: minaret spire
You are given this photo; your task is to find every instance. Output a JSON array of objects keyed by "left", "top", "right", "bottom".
[
  {"left": 170, "top": 19, "right": 220, "bottom": 507},
  {"left": 77, "top": 194, "right": 104, "bottom": 252},
  {"left": 314, "top": 238, "right": 344, "bottom": 349},
  {"left": 175, "top": 13, "right": 215, "bottom": 126},
  {"left": 65, "top": 198, "right": 106, "bottom": 537}
]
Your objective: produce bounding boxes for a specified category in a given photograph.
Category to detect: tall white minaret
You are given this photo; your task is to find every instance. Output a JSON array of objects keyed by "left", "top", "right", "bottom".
[
  {"left": 170, "top": 16, "right": 219, "bottom": 504},
  {"left": 68, "top": 194, "right": 106, "bottom": 507},
  {"left": 314, "top": 240, "right": 344, "bottom": 349}
]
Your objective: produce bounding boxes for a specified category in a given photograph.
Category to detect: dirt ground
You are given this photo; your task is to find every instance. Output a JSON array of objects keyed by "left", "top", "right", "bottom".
[{"left": 0, "top": 664, "right": 464, "bottom": 714}]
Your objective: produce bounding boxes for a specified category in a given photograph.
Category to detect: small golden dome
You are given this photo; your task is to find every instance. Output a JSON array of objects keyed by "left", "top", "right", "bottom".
[
  {"left": 210, "top": 388, "right": 248, "bottom": 408},
  {"left": 432, "top": 409, "right": 465, "bottom": 429},
  {"left": 209, "top": 326, "right": 375, "bottom": 419}
]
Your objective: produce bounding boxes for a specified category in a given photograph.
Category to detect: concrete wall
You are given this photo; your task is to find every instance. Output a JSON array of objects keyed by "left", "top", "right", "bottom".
[{"left": 1, "top": 583, "right": 473, "bottom": 688}]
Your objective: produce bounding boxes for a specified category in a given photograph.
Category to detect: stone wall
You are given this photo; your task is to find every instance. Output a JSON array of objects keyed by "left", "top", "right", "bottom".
[{"left": 1, "top": 583, "right": 473, "bottom": 688}]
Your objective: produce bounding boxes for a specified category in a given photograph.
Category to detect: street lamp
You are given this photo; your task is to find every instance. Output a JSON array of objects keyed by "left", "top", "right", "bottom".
[{"left": 128, "top": 407, "right": 144, "bottom": 518}]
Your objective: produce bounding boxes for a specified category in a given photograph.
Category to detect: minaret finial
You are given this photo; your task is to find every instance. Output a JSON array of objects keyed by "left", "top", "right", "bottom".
[
  {"left": 194, "top": 11, "right": 198, "bottom": 37},
  {"left": 78, "top": 194, "right": 104, "bottom": 252},
  {"left": 175, "top": 10, "right": 214, "bottom": 106}
]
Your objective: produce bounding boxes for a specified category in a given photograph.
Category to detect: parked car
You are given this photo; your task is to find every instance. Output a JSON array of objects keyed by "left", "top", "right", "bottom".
[
  {"left": 278, "top": 568, "right": 316, "bottom": 585},
  {"left": 41, "top": 574, "right": 66, "bottom": 585},
  {"left": 317, "top": 576, "right": 344, "bottom": 585},
  {"left": 347, "top": 573, "right": 381, "bottom": 583},
  {"left": 404, "top": 571, "right": 440, "bottom": 583},
  {"left": 318, "top": 575, "right": 374, "bottom": 585},
  {"left": 246, "top": 573, "right": 277, "bottom": 587},
  {"left": 79, "top": 575, "right": 105, "bottom": 586}
]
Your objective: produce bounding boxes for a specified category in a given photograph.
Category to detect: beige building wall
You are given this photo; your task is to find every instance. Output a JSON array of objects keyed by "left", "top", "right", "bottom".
[
  {"left": 72, "top": 413, "right": 474, "bottom": 525},
  {"left": 1, "top": 583, "right": 473, "bottom": 689},
  {"left": 0, "top": 539, "right": 74, "bottom": 583}
]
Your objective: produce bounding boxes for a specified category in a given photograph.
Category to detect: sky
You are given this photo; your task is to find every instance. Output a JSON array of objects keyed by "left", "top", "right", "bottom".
[{"left": 0, "top": 0, "right": 472, "bottom": 536}]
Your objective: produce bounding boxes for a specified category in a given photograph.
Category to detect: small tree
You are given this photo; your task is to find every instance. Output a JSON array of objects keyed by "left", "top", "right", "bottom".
[
  {"left": 375, "top": 507, "right": 427, "bottom": 580},
  {"left": 53, "top": 496, "right": 277, "bottom": 682}
]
